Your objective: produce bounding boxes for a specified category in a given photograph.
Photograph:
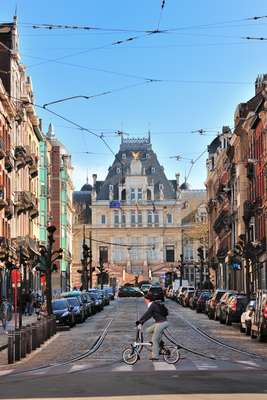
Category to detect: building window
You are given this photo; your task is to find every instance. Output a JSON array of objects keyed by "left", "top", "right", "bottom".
[
  {"left": 131, "top": 211, "right": 136, "bottom": 226},
  {"left": 99, "top": 246, "right": 108, "bottom": 264},
  {"left": 40, "top": 184, "right": 46, "bottom": 197},
  {"left": 165, "top": 246, "right": 175, "bottom": 262},
  {"left": 121, "top": 212, "right": 126, "bottom": 226},
  {"left": 159, "top": 183, "right": 164, "bottom": 191},
  {"left": 116, "top": 167, "right": 121, "bottom": 174},
  {"left": 137, "top": 188, "right": 142, "bottom": 201},
  {"left": 166, "top": 213, "right": 173, "bottom": 224},
  {"left": 151, "top": 167, "right": 155, "bottom": 174},
  {"left": 154, "top": 212, "right": 159, "bottom": 226},
  {"left": 114, "top": 210, "right": 119, "bottom": 225},
  {"left": 138, "top": 212, "right": 142, "bottom": 226},
  {"left": 146, "top": 153, "right": 150, "bottom": 159},
  {"left": 147, "top": 211, "right": 153, "bottom": 226},
  {"left": 183, "top": 239, "right": 193, "bottom": 260},
  {"left": 122, "top": 153, "right": 126, "bottom": 160},
  {"left": 101, "top": 215, "right": 106, "bottom": 225},
  {"left": 130, "top": 188, "right": 135, "bottom": 201}
]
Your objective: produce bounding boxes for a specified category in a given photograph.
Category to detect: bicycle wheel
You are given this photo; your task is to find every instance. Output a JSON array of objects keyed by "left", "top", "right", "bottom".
[
  {"left": 163, "top": 346, "right": 180, "bottom": 364},
  {"left": 122, "top": 346, "right": 139, "bottom": 365}
]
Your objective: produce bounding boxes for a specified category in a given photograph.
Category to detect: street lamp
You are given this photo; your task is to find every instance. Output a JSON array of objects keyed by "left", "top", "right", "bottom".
[{"left": 38, "top": 225, "right": 63, "bottom": 315}]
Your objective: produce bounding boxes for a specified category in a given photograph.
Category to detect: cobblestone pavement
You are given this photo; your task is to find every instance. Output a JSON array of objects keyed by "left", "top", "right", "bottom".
[{"left": 1, "top": 297, "right": 267, "bottom": 377}]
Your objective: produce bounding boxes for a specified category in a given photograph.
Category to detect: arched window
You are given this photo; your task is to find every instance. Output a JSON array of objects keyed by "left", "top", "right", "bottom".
[
  {"left": 147, "top": 189, "right": 152, "bottom": 201},
  {"left": 121, "top": 188, "right": 126, "bottom": 201}
]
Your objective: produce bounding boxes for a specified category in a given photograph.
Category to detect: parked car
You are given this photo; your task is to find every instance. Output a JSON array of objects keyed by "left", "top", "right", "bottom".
[
  {"left": 207, "top": 289, "right": 226, "bottom": 319},
  {"left": 66, "top": 297, "right": 86, "bottom": 323},
  {"left": 240, "top": 299, "right": 256, "bottom": 335},
  {"left": 80, "top": 292, "right": 94, "bottom": 317},
  {"left": 251, "top": 290, "right": 267, "bottom": 341},
  {"left": 87, "top": 289, "right": 104, "bottom": 311},
  {"left": 189, "top": 290, "right": 201, "bottom": 309},
  {"left": 183, "top": 289, "right": 195, "bottom": 307},
  {"left": 196, "top": 291, "right": 212, "bottom": 313},
  {"left": 223, "top": 294, "right": 249, "bottom": 325},
  {"left": 147, "top": 285, "right": 164, "bottom": 301},
  {"left": 165, "top": 286, "right": 174, "bottom": 299},
  {"left": 118, "top": 286, "right": 144, "bottom": 297},
  {"left": 177, "top": 286, "right": 195, "bottom": 305},
  {"left": 99, "top": 289, "right": 110, "bottom": 305},
  {"left": 52, "top": 299, "right": 75, "bottom": 327},
  {"left": 105, "top": 287, "right": 115, "bottom": 300},
  {"left": 60, "top": 291, "right": 87, "bottom": 321},
  {"left": 215, "top": 291, "right": 238, "bottom": 323},
  {"left": 140, "top": 284, "right": 152, "bottom": 295}
]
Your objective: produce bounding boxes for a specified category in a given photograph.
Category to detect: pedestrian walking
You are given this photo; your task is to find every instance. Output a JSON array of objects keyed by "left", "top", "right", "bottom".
[{"left": 0, "top": 298, "right": 12, "bottom": 332}]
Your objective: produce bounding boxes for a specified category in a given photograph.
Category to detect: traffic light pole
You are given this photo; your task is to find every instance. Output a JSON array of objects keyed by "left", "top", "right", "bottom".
[
  {"left": 46, "top": 228, "right": 53, "bottom": 316},
  {"left": 89, "top": 231, "right": 93, "bottom": 289}
]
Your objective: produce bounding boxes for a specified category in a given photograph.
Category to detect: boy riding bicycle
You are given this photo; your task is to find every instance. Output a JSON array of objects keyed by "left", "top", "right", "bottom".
[{"left": 136, "top": 292, "right": 169, "bottom": 361}]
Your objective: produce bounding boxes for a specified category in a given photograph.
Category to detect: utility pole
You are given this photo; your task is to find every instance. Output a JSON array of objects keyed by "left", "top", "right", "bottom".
[
  {"left": 197, "top": 246, "right": 204, "bottom": 290},
  {"left": 82, "top": 225, "right": 89, "bottom": 291},
  {"left": 179, "top": 253, "right": 184, "bottom": 286}
]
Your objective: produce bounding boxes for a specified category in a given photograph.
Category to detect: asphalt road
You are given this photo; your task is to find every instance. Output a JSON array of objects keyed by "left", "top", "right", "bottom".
[{"left": 0, "top": 297, "right": 267, "bottom": 399}]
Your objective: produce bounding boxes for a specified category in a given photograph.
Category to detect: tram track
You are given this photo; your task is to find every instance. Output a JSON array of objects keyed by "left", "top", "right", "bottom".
[
  {"left": 175, "top": 308, "right": 265, "bottom": 360},
  {"left": 8, "top": 318, "right": 114, "bottom": 377}
]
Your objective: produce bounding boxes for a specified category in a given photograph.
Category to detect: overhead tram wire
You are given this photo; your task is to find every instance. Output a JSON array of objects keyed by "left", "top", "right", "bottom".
[
  {"left": 157, "top": 0, "right": 167, "bottom": 31},
  {"left": 19, "top": 14, "right": 267, "bottom": 33},
  {"left": 86, "top": 237, "right": 155, "bottom": 249}
]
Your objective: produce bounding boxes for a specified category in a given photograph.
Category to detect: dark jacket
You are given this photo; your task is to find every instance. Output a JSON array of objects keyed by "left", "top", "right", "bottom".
[{"left": 139, "top": 301, "right": 167, "bottom": 324}]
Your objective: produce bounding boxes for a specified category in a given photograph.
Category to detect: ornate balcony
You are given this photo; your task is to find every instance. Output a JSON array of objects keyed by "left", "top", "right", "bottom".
[
  {"left": 0, "top": 186, "right": 7, "bottom": 209},
  {"left": 0, "top": 138, "right": 6, "bottom": 160},
  {"left": 0, "top": 237, "right": 9, "bottom": 261},
  {"left": 29, "top": 154, "right": 38, "bottom": 178},
  {"left": 14, "top": 146, "right": 27, "bottom": 169},
  {"left": 213, "top": 209, "right": 232, "bottom": 235},
  {"left": 24, "top": 146, "right": 34, "bottom": 165},
  {"left": 14, "top": 191, "right": 34, "bottom": 214},
  {"left": 4, "top": 152, "right": 14, "bottom": 173},
  {"left": 5, "top": 200, "right": 14, "bottom": 220}
]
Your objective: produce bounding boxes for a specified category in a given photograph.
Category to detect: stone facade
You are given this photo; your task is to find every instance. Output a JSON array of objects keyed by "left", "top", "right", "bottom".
[{"left": 72, "top": 136, "right": 207, "bottom": 288}]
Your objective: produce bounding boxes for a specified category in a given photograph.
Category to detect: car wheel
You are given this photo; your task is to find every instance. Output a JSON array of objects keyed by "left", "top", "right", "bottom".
[{"left": 226, "top": 314, "right": 231, "bottom": 326}]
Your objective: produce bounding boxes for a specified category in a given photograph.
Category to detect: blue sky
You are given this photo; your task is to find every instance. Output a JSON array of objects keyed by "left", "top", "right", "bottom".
[{"left": 1, "top": 0, "right": 267, "bottom": 189}]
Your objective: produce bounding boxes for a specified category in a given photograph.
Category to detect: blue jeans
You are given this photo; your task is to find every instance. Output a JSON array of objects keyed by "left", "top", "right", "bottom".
[{"left": 146, "top": 321, "right": 169, "bottom": 358}]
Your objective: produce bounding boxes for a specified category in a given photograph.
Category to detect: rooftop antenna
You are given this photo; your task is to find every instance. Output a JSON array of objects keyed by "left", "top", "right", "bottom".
[
  {"left": 14, "top": 4, "right": 18, "bottom": 22},
  {"left": 86, "top": 169, "right": 89, "bottom": 184}
]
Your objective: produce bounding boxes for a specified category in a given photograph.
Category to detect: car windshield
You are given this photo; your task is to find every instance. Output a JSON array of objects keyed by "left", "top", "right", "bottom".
[
  {"left": 52, "top": 300, "right": 68, "bottom": 310},
  {"left": 67, "top": 298, "right": 79, "bottom": 306}
]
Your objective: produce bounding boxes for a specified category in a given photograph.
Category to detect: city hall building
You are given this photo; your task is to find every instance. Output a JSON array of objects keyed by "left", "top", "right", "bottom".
[{"left": 72, "top": 136, "right": 207, "bottom": 288}]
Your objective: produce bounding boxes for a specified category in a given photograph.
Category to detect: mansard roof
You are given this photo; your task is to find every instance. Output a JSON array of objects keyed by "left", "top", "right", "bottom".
[{"left": 96, "top": 136, "right": 176, "bottom": 200}]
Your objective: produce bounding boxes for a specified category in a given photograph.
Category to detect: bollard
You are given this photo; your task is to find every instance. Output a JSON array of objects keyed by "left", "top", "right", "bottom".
[
  {"left": 20, "top": 328, "right": 26, "bottom": 359},
  {"left": 26, "top": 325, "right": 32, "bottom": 354},
  {"left": 14, "top": 329, "right": 21, "bottom": 362},
  {"left": 8, "top": 330, "right": 15, "bottom": 364},
  {"left": 32, "top": 323, "right": 37, "bottom": 350},
  {"left": 36, "top": 322, "right": 41, "bottom": 348},
  {"left": 52, "top": 315, "right": 56, "bottom": 335}
]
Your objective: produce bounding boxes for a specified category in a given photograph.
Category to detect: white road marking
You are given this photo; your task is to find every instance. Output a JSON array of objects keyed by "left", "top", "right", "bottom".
[
  {"left": 69, "top": 364, "right": 87, "bottom": 372},
  {"left": 0, "top": 369, "right": 13, "bottom": 376},
  {"left": 193, "top": 361, "right": 218, "bottom": 370},
  {"left": 237, "top": 360, "right": 260, "bottom": 367},
  {"left": 153, "top": 362, "right": 176, "bottom": 371},
  {"left": 113, "top": 364, "right": 133, "bottom": 371}
]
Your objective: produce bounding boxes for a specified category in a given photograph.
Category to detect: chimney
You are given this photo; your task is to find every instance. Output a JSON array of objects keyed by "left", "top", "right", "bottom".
[
  {"left": 175, "top": 173, "right": 180, "bottom": 187},
  {"left": 92, "top": 173, "right": 97, "bottom": 187}
]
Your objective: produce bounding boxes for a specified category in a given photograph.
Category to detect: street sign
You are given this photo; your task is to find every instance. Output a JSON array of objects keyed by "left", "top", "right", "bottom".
[{"left": 232, "top": 263, "right": 241, "bottom": 271}]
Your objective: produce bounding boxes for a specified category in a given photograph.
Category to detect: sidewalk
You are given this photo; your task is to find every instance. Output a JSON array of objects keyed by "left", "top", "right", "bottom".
[{"left": 0, "top": 314, "right": 38, "bottom": 350}]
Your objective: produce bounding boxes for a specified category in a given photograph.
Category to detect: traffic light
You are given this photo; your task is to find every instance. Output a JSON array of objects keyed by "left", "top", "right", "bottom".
[{"left": 197, "top": 246, "right": 204, "bottom": 260}]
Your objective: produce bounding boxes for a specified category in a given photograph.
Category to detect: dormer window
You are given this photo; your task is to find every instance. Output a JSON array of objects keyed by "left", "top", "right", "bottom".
[
  {"left": 116, "top": 167, "right": 121, "bottom": 174},
  {"left": 146, "top": 153, "right": 150, "bottom": 159},
  {"left": 151, "top": 167, "right": 155, "bottom": 174},
  {"left": 159, "top": 183, "right": 164, "bottom": 191},
  {"left": 109, "top": 184, "right": 113, "bottom": 191},
  {"left": 122, "top": 153, "right": 126, "bottom": 160}
]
